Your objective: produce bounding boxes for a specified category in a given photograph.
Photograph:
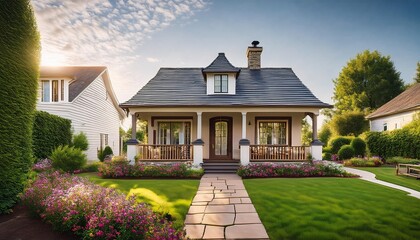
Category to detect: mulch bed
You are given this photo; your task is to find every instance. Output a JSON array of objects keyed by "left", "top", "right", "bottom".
[{"left": 0, "top": 205, "right": 77, "bottom": 240}]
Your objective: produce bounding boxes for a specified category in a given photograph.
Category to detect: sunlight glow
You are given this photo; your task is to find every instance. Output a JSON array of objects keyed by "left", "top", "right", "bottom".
[{"left": 41, "top": 50, "right": 68, "bottom": 66}]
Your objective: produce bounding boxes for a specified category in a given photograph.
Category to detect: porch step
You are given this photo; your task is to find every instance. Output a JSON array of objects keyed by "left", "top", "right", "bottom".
[{"left": 202, "top": 162, "right": 240, "bottom": 174}]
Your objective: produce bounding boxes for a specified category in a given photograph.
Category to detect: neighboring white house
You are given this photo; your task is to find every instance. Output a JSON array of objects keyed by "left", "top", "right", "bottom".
[
  {"left": 120, "top": 41, "right": 332, "bottom": 172},
  {"left": 366, "top": 83, "right": 420, "bottom": 132},
  {"left": 37, "top": 66, "right": 126, "bottom": 160}
]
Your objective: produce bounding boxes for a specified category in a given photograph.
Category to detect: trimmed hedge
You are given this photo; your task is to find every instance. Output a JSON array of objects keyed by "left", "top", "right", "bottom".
[
  {"left": 329, "top": 136, "right": 353, "bottom": 154},
  {"left": 32, "top": 111, "right": 72, "bottom": 159},
  {"left": 350, "top": 137, "right": 366, "bottom": 157},
  {"left": 338, "top": 145, "right": 355, "bottom": 160},
  {"left": 366, "top": 128, "right": 420, "bottom": 159},
  {"left": 0, "top": 0, "right": 40, "bottom": 214}
]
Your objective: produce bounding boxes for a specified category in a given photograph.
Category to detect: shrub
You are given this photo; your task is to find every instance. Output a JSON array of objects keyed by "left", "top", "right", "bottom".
[
  {"left": 50, "top": 145, "right": 87, "bottom": 172},
  {"left": 344, "top": 157, "right": 382, "bottom": 167},
  {"left": 80, "top": 162, "right": 102, "bottom": 173},
  {"left": 98, "top": 146, "right": 113, "bottom": 162},
  {"left": 329, "top": 136, "right": 352, "bottom": 154},
  {"left": 237, "top": 162, "right": 354, "bottom": 178},
  {"left": 351, "top": 137, "right": 366, "bottom": 157},
  {"left": 21, "top": 171, "right": 184, "bottom": 239},
  {"left": 385, "top": 157, "right": 420, "bottom": 165},
  {"left": 71, "top": 132, "right": 88, "bottom": 151},
  {"left": 0, "top": 0, "right": 40, "bottom": 214},
  {"left": 322, "top": 152, "right": 332, "bottom": 161},
  {"left": 338, "top": 145, "right": 355, "bottom": 160},
  {"left": 32, "top": 111, "right": 72, "bottom": 160}
]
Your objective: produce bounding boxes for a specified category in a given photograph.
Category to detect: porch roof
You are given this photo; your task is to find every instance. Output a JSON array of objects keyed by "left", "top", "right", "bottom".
[{"left": 121, "top": 68, "right": 332, "bottom": 108}]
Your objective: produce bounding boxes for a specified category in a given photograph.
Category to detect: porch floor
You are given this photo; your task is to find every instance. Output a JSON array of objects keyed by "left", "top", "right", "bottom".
[{"left": 184, "top": 174, "right": 269, "bottom": 239}]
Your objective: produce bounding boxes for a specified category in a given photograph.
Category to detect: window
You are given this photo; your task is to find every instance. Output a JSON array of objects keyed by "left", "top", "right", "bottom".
[
  {"left": 100, "top": 133, "right": 109, "bottom": 150},
  {"left": 258, "top": 121, "right": 287, "bottom": 145},
  {"left": 41, "top": 79, "right": 66, "bottom": 102},
  {"left": 214, "top": 74, "right": 228, "bottom": 93},
  {"left": 158, "top": 122, "right": 191, "bottom": 145},
  {"left": 383, "top": 123, "right": 387, "bottom": 131}
]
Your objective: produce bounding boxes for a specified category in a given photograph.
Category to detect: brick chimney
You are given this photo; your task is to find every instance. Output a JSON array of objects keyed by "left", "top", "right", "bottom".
[{"left": 246, "top": 40, "right": 263, "bottom": 69}]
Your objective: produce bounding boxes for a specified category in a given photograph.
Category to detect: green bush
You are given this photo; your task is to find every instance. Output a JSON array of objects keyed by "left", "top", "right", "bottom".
[
  {"left": 330, "top": 111, "right": 369, "bottom": 136},
  {"left": 351, "top": 137, "right": 366, "bottom": 157},
  {"left": 72, "top": 132, "right": 89, "bottom": 151},
  {"left": 0, "top": 0, "right": 40, "bottom": 214},
  {"left": 366, "top": 124, "right": 420, "bottom": 159},
  {"left": 50, "top": 145, "right": 87, "bottom": 172},
  {"left": 329, "top": 136, "right": 353, "bottom": 154},
  {"left": 344, "top": 157, "right": 382, "bottom": 167},
  {"left": 98, "top": 146, "right": 113, "bottom": 162},
  {"left": 338, "top": 145, "right": 355, "bottom": 160},
  {"left": 33, "top": 111, "right": 72, "bottom": 159},
  {"left": 385, "top": 157, "right": 420, "bottom": 165},
  {"left": 81, "top": 162, "right": 102, "bottom": 172},
  {"left": 322, "top": 152, "right": 332, "bottom": 161}
]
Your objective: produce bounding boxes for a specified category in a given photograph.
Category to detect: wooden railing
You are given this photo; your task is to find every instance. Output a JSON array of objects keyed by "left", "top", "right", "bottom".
[
  {"left": 250, "top": 145, "right": 308, "bottom": 161},
  {"left": 137, "top": 144, "right": 193, "bottom": 161}
]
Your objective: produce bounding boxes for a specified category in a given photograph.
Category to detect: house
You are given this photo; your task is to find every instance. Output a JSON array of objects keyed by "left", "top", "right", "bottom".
[
  {"left": 37, "top": 66, "right": 126, "bottom": 160},
  {"left": 366, "top": 83, "right": 420, "bottom": 132},
  {"left": 120, "top": 42, "right": 331, "bottom": 171}
]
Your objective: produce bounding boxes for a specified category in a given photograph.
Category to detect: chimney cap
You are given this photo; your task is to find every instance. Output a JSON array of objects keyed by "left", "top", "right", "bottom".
[{"left": 251, "top": 41, "right": 260, "bottom": 47}]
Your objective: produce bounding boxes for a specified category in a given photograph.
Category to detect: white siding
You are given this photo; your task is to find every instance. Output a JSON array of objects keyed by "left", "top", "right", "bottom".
[
  {"left": 370, "top": 111, "right": 417, "bottom": 132},
  {"left": 36, "top": 74, "right": 122, "bottom": 160},
  {"left": 206, "top": 73, "right": 236, "bottom": 95}
]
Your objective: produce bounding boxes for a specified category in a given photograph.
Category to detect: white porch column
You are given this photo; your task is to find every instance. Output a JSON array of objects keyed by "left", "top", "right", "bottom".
[
  {"left": 310, "top": 113, "right": 323, "bottom": 160},
  {"left": 240, "top": 112, "right": 250, "bottom": 165},
  {"left": 127, "top": 113, "right": 139, "bottom": 165},
  {"left": 192, "top": 112, "right": 203, "bottom": 167}
]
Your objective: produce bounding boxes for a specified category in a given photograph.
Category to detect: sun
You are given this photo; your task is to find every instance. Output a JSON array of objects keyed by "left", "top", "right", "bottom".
[{"left": 41, "top": 50, "right": 68, "bottom": 66}]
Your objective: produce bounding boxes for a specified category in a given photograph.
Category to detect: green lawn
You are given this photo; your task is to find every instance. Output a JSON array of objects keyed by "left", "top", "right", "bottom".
[
  {"left": 244, "top": 178, "right": 420, "bottom": 240},
  {"left": 78, "top": 173, "right": 199, "bottom": 229},
  {"left": 356, "top": 167, "right": 420, "bottom": 192}
]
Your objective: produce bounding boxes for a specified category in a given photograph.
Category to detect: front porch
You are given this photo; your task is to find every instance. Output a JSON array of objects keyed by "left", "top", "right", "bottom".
[{"left": 126, "top": 107, "right": 323, "bottom": 166}]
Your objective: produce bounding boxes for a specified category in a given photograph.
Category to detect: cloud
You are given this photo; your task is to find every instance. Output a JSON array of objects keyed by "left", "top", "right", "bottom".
[
  {"left": 31, "top": 0, "right": 208, "bottom": 101},
  {"left": 146, "top": 57, "right": 159, "bottom": 63}
]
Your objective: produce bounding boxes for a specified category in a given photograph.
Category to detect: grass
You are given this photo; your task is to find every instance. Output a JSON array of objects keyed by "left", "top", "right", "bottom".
[
  {"left": 244, "top": 178, "right": 420, "bottom": 240},
  {"left": 356, "top": 167, "right": 420, "bottom": 192},
  {"left": 78, "top": 172, "right": 199, "bottom": 229}
]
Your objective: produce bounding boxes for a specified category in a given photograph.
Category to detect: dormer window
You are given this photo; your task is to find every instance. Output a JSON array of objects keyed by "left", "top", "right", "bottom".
[
  {"left": 214, "top": 74, "right": 228, "bottom": 93},
  {"left": 40, "top": 79, "right": 68, "bottom": 102}
]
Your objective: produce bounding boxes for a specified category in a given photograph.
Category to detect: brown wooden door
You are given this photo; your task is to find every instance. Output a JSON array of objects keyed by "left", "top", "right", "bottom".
[{"left": 209, "top": 117, "right": 233, "bottom": 160}]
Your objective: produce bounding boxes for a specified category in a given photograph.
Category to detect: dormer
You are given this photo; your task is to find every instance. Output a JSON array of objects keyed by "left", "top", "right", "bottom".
[
  {"left": 202, "top": 53, "right": 240, "bottom": 95},
  {"left": 38, "top": 77, "right": 71, "bottom": 103}
]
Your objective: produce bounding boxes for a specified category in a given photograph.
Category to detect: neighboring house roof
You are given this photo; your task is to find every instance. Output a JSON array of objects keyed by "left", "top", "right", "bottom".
[
  {"left": 121, "top": 67, "right": 331, "bottom": 108},
  {"left": 40, "top": 66, "right": 125, "bottom": 119},
  {"left": 202, "top": 53, "right": 241, "bottom": 74},
  {"left": 366, "top": 83, "right": 420, "bottom": 119}
]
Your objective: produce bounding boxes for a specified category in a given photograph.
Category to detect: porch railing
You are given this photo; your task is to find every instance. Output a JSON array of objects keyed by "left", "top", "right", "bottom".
[
  {"left": 250, "top": 145, "right": 309, "bottom": 161},
  {"left": 137, "top": 144, "right": 193, "bottom": 161}
]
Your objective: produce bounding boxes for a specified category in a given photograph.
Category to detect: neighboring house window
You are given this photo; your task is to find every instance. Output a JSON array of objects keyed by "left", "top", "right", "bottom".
[
  {"left": 383, "top": 123, "right": 388, "bottom": 131},
  {"left": 214, "top": 74, "right": 228, "bottom": 93},
  {"left": 158, "top": 122, "right": 191, "bottom": 145},
  {"left": 100, "top": 133, "right": 109, "bottom": 150},
  {"left": 258, "top": 121, "right": 287, "bottom": 145},
  {"left": 41, "top": 79, "right": 66, "bottom": 102}
]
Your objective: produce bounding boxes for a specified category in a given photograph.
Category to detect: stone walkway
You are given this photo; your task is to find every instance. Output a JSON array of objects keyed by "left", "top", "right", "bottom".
[
  {"left": 184, "top": 174, "right": 269, "bottom": 239},
  {"left": 344, "top": 167, "right": 420, "bottom": 199}
]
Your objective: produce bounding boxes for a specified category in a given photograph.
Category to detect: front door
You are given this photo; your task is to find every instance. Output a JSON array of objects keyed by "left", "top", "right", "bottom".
[{"left": 209, "top": 117, "right": 232, "bottom": 160}]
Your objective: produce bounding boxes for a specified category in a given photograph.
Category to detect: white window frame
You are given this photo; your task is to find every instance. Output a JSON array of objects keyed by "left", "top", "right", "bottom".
[
  {"left": 214, "top": 74, "right": 228, "bottom": 93},
  {"left": 39, "top": 78, "right": 68, "bottom": 103}
]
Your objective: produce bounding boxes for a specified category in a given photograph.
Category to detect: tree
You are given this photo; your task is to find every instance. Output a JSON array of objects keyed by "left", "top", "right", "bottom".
[
  {"left": 301, "top": 119, "right": 312, "bottom": 146},
  {"left": 414, "top": 62, "right": 420, "bottom": 83},
  {"left": 330, "top": 111, "right": 369, "bottom": 136},
  {"left": 318, "top": 122, "right": 332, "bottom": 146},
  {"left": 333, "top": 50, "right": 404, "bottom": 114},
  {"left": 0, "top": 0, "right": 40, "bottom": 213}
]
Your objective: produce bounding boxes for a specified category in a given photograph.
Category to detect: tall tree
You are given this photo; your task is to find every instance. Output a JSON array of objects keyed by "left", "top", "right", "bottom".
[
  {"left": 333, "top": 50, "right": 404, "bottom": 114},
  {"left": 414, "top": 62, "right": 420, "bottom": 83},
  {"left": 0, "top": 0, "right": 40, "bottom": 213}
]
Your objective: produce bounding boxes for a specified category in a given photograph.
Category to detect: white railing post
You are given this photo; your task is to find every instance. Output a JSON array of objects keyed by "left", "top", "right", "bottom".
[
  {"left": 310, "top": 113, "right": 323, "bottom": 160},
  {"left": 127, "top": 113, "right": 139, "bottom": 164},
  {"left": 192, "top": 112, "right": 203, "bottom": 167},
  {"left": 240, "top": 112, "right": 250, "bottom": 165}
]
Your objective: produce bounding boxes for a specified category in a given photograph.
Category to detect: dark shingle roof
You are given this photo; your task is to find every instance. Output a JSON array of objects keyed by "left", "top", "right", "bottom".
[
  {"left": 202, "top": 53, "right": 241, "bottom": 74},
  {"left": 40, "top": 66, "right": 106, "bottom": 101},
  {"left": 121, "top": 67, "right": 331, "bottom": 108},
  {"left": 366, "top": 83, "right": 420, "bottom": 119}
]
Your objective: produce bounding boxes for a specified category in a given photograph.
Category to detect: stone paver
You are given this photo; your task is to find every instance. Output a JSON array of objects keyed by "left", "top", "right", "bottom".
[
  {"left": 185, "top": 173, "right": 268, "bottom": 239},
  {"left": 344, "top": 167, "right": 420, "bottom": 199}
]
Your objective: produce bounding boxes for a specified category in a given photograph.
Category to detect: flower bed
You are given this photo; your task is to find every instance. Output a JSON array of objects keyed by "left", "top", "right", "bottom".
[
  {"left": 98, "top": 160, "right": 203, "bottom": 179},
  {"left": 237, "top": 161, "right": 354, "bottom": 178},
  {"left": 21, "top": 171, "right": 184, "bottom": 239},
  {"left": 343, "top": 157, "right": 383, "bottom": 167}
]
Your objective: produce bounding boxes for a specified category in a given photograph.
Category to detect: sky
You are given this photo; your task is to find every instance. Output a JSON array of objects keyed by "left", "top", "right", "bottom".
[{"left": 32, "top": 0, "right": 420, "bottom": 110}]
